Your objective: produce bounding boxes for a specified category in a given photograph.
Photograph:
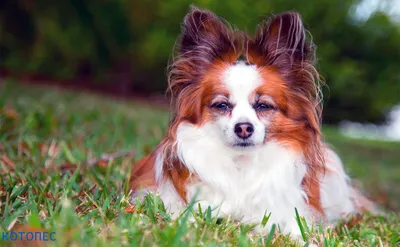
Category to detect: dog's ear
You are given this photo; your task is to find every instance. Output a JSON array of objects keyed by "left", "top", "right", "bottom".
[
  {"left": 250, "top": 12, "right": 321, "bottom": 141},
  {"left": 250, "top": 12, "right": 314, "bottom": 66},
  {"left": 179, "top": 6, "right": 233, "bottom": 57},
  {"left": 168, "top": 6, "right": 237, "bottom": 125}
]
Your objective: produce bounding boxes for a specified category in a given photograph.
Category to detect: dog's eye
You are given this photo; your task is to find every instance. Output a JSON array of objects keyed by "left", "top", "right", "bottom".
[
  {"left": 212, "top": 102, "right": 230, "bottom": 111},
  {"left": 254, "top": 103, "right": 274, "bottom": 111}
]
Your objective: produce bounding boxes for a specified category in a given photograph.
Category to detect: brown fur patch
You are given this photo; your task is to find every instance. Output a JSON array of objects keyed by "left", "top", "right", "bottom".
[
  {"left": 165, "top": 160, "right": 192, "bottom": 202},
  {"left": 130, "top": 151, "right": 157, "bottom": 192}
]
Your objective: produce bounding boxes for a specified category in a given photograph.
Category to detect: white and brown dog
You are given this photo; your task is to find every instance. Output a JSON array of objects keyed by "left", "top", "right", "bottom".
[{"left": 129, "top": 6, "right": 376, "bottom": 239}]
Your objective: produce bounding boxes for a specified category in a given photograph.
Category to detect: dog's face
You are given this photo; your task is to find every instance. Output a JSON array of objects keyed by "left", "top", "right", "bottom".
[
  {"left": 201, "top": 62, "right": 285, "bottom": 149},
  {"left": 207, "top": 63, "right": 269, "bottom": 148},
  {"left": 168, "top": 6, "right": 322, "bottom": 154}
]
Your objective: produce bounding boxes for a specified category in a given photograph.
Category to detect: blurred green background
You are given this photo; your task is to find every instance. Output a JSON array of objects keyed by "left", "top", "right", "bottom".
[{"left": 0, "top": 0, "right": 400, "bottom": 123}]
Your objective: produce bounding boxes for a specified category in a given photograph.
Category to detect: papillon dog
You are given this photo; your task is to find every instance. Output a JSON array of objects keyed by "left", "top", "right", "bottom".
[{"left": 130, "top": 6, "right": 376, "bottom": 239}]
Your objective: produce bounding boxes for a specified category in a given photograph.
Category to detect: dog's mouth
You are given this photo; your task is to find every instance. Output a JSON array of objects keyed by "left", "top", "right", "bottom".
[{"left": 233, "top": 142, "right": 255, "bottom": 148}]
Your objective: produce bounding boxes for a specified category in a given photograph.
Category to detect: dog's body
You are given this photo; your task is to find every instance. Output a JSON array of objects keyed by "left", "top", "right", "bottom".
[{"left": 130, "top": 6, "right": 375, "bottom": 238}]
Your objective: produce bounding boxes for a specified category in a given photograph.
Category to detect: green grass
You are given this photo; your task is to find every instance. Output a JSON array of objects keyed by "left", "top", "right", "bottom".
[{"left": 1, "top": 81, "right": 399, "bottom": 247}]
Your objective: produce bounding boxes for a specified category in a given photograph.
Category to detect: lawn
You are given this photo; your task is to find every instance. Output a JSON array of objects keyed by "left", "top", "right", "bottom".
[{"left": 1, "top": 81, "right": 399, "bottom": 247}]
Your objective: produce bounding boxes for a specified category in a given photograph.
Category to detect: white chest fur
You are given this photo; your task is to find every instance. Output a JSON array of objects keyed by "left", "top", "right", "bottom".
[{"left": 158, "top": 122, "right": 315, "bottom": 235}]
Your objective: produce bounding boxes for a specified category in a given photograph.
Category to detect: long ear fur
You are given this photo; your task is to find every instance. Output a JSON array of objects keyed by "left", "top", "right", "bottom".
[
  {"left": 249, "top": 12, "right": 322, "bottom": 134},
  {"left": 179, "top": 6, "right": 235, "bottom": 56},
  {"left": 167, "top": 6, "right": 239, "bottom": 125},
  {"left": 249, "top": 12, "right": 315, "bottom": 66}
]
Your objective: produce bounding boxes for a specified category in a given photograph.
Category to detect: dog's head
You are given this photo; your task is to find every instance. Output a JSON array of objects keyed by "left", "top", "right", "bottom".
[{"left": 167, "top": 6, "right": 323, "bottom": 165}]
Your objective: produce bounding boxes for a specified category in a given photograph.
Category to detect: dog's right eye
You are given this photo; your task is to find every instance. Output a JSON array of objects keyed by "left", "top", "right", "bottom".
[{"left": 212, "top": 102, "right": 230, "bottom": 111}]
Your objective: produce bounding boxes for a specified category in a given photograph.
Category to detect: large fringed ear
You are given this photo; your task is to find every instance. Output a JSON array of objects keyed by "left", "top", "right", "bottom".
[
  {"left": 249, "top": 12, "right": 315, "bottom": 67},
  {"left": 168, "top": 6, "right": 237, "bottom": 125},
  {"left": 250, "top": 12, "right": 320, "bottom": 119},
  {"left": 250, "top": 12, "right": 322, "bottom": 143},
  {"left": 179, "top": 5, "right": 234, "bottom": 58}
]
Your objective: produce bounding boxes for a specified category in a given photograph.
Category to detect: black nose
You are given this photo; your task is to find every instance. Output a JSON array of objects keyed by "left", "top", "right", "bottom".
[{"left": 234, "top": 122, "right": 254, "bottom": 139}]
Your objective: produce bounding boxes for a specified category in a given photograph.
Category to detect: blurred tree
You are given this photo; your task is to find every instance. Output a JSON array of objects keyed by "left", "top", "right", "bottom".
[{"left": 0, "top": 0, "right": 399, "bottom": 123}]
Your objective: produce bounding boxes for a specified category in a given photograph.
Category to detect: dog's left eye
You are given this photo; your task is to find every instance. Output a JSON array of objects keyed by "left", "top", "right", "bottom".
[{"left": 254, "top": 103, "right": 274, "bottom": 111}]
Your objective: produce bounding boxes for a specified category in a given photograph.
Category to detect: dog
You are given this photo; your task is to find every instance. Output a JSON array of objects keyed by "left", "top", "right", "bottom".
[{"left": 129, "top": 6, "right": 376, "bottom": 239}]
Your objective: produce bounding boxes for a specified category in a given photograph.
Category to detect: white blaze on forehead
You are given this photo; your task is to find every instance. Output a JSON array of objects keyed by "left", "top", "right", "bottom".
[{"left": 222, "top": 63, "right": 262, "bottom": 103}]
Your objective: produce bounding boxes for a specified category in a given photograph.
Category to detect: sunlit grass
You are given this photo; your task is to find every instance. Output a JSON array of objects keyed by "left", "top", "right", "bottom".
[{"left": 1, "top": 81, "right": 399, "bottom": 246}]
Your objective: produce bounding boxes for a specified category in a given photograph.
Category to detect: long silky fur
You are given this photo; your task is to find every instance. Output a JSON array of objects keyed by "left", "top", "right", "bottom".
[{"left": 152, "top": 7, "right": 327, "bottom": 212}]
